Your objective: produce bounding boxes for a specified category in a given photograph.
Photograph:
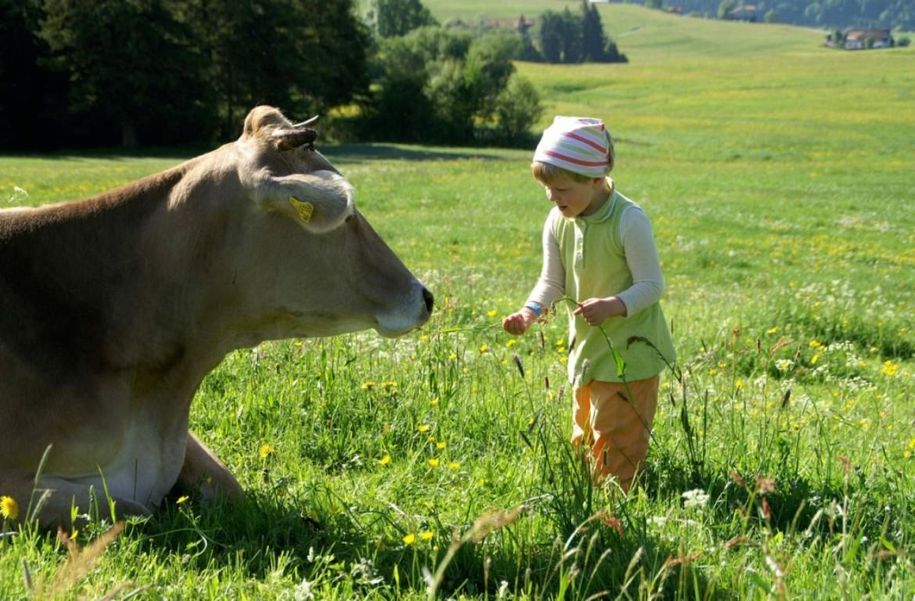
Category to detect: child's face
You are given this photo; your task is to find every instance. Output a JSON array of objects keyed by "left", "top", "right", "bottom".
[{"left": 540, "top": 173, "right": 607, "bottom": 219}]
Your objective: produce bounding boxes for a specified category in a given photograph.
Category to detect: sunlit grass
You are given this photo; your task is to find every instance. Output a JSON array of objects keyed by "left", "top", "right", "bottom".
[{"left": 1, "top": 6, "right": 913, "bottom": 599}]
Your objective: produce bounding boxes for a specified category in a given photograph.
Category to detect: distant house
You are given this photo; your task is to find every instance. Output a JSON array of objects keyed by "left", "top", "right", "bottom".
[
  {"left": 842, "top": 28, "right": 894, "bottom": 49},
  {"left": 727, "top": 4, "right": 757, "bottom": 22}
]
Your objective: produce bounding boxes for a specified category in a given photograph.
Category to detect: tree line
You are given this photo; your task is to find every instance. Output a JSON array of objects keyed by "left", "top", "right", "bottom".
[
  {"left": 0, "top": 0, "right": 634, "bottom": 150},
  {"left": 1, "top": 0, "right": 370, "bottom": 150},
  {"left": 509, "top": 2, "right": 628, "bottom": 64},
  {"left": 643, "top": 0, "right": 914, "bottom": 30}
]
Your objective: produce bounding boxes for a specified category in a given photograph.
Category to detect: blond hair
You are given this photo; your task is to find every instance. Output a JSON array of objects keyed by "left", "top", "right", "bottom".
[{"left": 531, "top": 162, "right": 613, "bottom": 192}]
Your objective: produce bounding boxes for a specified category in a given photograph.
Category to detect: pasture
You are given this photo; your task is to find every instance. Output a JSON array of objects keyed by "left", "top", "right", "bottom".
[{"left": 1, "top": 4, "right": 913, "bottom": 599}]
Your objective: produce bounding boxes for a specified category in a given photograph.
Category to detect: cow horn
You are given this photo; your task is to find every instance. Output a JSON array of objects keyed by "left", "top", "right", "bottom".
[
  {"left": 292, "top": 115, "right": 319, "bottom": 128},
  {"left": 272, "top": 127, "right": 318, "bottom": 151}
]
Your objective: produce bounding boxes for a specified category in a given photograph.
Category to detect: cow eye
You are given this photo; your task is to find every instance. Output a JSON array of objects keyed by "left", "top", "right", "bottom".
[{"left": 345, "top": 214, "right": 354, "bottom": 224}]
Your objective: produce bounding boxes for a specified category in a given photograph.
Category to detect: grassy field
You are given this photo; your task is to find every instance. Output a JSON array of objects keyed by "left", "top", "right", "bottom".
[{"left": 1, "top": 4, "right": 913, "bottom": 599}]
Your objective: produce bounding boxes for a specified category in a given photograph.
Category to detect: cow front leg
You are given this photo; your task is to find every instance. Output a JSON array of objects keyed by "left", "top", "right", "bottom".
[
  {"left": 175, "top": 432, "right": 243, "bottom": 503},
  {"left": 0, "top": 473, "right": 151, "bottom": 529}
]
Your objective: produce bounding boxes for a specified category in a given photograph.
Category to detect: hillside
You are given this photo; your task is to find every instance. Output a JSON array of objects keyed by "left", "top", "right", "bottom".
[{"left": 424, "top": 1, "right": 825, "bottom": 63}]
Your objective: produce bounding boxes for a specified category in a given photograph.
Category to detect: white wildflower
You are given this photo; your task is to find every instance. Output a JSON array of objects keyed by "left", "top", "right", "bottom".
[
  {"left": 682, "top": 489, "right": 710, "bottom": 510},
  {"left": 293, "top": 578, "right": 314, "bottom": 601}
]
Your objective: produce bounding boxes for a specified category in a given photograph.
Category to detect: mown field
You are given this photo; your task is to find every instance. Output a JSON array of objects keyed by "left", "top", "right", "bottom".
[{"left": 1, "top": 4, "right": 913, "bottom": 599}]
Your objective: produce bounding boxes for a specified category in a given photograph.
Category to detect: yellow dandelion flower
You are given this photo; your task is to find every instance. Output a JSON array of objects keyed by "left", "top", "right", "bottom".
[
  {"left": 430, "top": 397, "right": 439, "bottom": 406},
  {"left": 766, "top": 326, "right": 778, "bottom": 335},
  {"left": 735, "top": 379, "right": 744, "bottom": 390},
  {"left": 505, "top": 339, "right": 517, "bottom": 348},
  {"left": 403, "top": 533, "right": 416, "bottom": 545},
  {"left": 379, "top": 454, "right": 392, "bottom": 466},
  {"left": 360, "top": 381, "right": 375, "bottom": 390},
  {"left": 448, "top": 352, "right": 458, "bottom": 361},
  {"left": 176, "top": 495, "right": 190, "bottom": 505},
  {"left": 1, "top": 496, "right": 19, "bottom": 520},
  {"left": 259, "top": 443, "right": 274, "bottom": 459},
  {"left": 479, "top": 344, "right": 489, "bottom": 354},
  {"left": 417, "top": 424, "right": 431, "bottom": 433},
  {"left": 882, "top": 361, "right": 898, "bottom": 377},
  {"left": 419, "top": 334, "right": 429, "bottom": 342},
  {"left": 808, "top": 339, "right": 823, "bottom": 350},
  {"left": 811, "top": 353, "right": 820, "bottom": 365},
  {"left": 486, "top": 309, "right": 497, "bottom": 318},
  {"left": 420, "top": 531, "right": 434, "bottom": 541},
  {"left": 906, "top": 439, "right": 915, "bottom": 458},
  {"left": 427, "top": 458, "right": 440, "bottom": 468},
  {"left": 448, "top": 461, "right": 460, "bottom": 470},
  {"left": 436, "top": 441, "right": 446, "bottom": 450}
]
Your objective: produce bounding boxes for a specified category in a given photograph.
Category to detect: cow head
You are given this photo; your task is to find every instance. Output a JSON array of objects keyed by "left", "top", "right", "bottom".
[{"left": 227, "top": 106, "right": 433, "bottom": 342}]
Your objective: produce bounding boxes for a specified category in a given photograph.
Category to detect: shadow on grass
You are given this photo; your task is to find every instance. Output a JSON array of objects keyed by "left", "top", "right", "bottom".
[
  {"left": 0, "top": 147, "right": 202, "bottom": 162},
  {"left": 133, "top": 485, "right": 737, "bottom": 600},
  {"left": 644, "top": 453, "right": 908, "bottom": 545},
  {"left": 3, "top": 142, "right": 518, "bottom": 166},
  {"left": 322, "top": 143, "right": 518, "bottom": 164}
]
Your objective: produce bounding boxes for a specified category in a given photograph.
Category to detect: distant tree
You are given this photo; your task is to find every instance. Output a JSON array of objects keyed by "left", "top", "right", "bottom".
[
  {"left": 537, "top": 5, "right": 625, "bottom": 64},
  {"left": 765, "top": 9, "right": 778, "bottom": 22},
  {"left": 493, "top": 75, "right": 542, "bottom": 144},
  {"left": 361, "top": 26, "right": 538, "bottom": 145},
  {"left": 558, "top": 8, "right": 583, "bottom": 63},
  {"left": 581, "top": 0, "right": 609, "bottom": 61},
  {"left": 645, "top": 0, "right": 663, "bottom": 9},
  {"left": 517, "top": 14, "right": 542, "bottom": 61},
  {"left": 466, "top": 30, "right": 521, "bottom": 119},
  {"left": 371, "top": 0, "right": 437, "bottom": 38},
  {"left": 604, "top": 39, "right": 628, "bottom": 63},
  {"left": 718, "top": 0, "right": 737, "bottom": 19},
  {"left": 176, "top": 0, "right": 368, "bottom": 140},
  {"left": 538, "top": 11, "right": 564, "bottom": 63},
  {"left": 0, "top": 0, "right": 68, "bottom": 150},
  {"left": 40, "top": 0, "right": 212, "bottom": 146}
]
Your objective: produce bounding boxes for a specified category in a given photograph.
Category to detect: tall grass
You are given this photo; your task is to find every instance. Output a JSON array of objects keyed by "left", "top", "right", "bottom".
[{"left": 1, "top": 5, "right": 913, "bottom": 599}]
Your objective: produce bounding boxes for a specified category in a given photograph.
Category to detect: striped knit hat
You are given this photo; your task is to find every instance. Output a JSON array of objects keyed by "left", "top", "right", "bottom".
[{"left": 532, "top": 116, "right": 614, "bottom": 178}]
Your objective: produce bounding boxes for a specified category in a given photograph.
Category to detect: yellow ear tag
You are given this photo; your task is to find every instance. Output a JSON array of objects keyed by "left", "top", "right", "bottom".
[{"left": 289, "top": 196, "right": 314, "bottom": 222}]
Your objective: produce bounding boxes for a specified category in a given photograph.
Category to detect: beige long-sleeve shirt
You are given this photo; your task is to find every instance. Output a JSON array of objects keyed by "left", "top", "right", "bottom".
[{"left": 525, "top": 201, "right": 665, "bottom": 316}]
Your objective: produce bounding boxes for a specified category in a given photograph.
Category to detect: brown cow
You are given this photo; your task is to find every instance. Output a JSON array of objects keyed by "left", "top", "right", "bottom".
[{"left": 0, "top": 106, "right": 433, "bottom": 526}]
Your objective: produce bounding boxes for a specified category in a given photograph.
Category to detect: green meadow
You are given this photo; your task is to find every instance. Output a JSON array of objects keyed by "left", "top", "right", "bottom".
[{"left": 1, "top": 5, "right": 913, "bottom": 599}]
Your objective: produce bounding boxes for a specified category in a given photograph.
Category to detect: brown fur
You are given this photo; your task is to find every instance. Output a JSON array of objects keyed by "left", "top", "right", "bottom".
[{"left": 0, "top": 106, "right": 432, "bottom": 526}]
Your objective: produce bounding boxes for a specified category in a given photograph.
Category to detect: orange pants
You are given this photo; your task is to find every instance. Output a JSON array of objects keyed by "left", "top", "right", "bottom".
[{"left": 571, "top": 376, "right": 659, "bottom": 491}]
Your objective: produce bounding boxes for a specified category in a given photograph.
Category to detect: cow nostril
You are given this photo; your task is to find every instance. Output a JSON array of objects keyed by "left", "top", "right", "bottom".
[{"left": 422, "top": 287, "right": 434, "bottom": 314}]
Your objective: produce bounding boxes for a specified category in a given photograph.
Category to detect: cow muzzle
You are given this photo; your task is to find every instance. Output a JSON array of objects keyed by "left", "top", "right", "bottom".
[{"left": 375, "top": 280, "right": 433, "bottom": 337}]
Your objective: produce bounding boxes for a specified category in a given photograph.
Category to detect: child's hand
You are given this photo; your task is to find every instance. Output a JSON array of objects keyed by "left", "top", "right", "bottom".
[
  {"left": 574, "top": 297, "right": 626, "bottom": 326},
  {"left": 502, "top": 308, "right": 538, "bottom": 335}
]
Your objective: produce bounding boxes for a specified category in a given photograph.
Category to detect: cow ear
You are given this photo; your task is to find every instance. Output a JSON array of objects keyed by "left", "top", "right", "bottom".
[
  {"left": 263, "top": 170, "right": 354, "bottom": 233},
  {"left": 272, "top": 127, "right": 318, "bottom": 151},
  {"left": 271, "top": 115, "right": 319, "bottom": 151}
]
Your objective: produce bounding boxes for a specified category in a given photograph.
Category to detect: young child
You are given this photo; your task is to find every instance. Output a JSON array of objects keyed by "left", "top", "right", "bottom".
[{"left": 503, "top": 116, "right": 675, "bottom": 491}]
